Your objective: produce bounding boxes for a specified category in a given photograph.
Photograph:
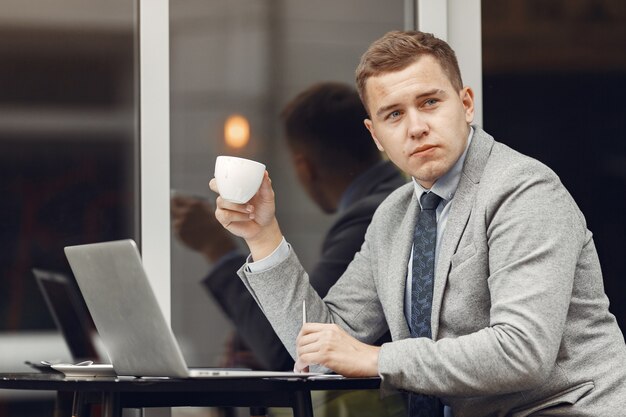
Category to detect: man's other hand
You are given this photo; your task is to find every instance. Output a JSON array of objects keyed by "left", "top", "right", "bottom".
[{"left": 295, "top": 322, "right": 380, "bottom": 377}]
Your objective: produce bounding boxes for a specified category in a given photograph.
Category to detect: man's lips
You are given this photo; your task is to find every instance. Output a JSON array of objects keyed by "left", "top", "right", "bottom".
[{"left": 410, "top": 145, "right": 436, "bottom": 156}]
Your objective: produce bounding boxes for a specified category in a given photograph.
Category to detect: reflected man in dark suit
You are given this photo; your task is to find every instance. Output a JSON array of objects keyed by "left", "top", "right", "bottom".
[{"left": 171, "top": 82, "right": 407, "bottom": 372}]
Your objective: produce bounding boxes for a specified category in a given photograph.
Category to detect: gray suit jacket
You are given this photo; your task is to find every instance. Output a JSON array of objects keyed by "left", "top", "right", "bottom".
[{"left": 240, "top": 127, "right": 626, "bottom": 417}]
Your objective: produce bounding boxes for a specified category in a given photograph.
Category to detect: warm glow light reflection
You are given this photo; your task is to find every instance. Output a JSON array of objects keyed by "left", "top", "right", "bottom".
[{"left": 224, "top": 114, "right": 250, "bottom": 149}]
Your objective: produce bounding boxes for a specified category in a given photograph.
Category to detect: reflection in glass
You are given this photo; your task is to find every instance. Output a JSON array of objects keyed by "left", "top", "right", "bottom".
[
  {"left": 0, "top": 3, "right": 138, "bottom": 333},
  {"left": 169, "top": 0, "right": 404, "bottom": 367},
  {"left": 224, "top": 114, "right": 251, "bottom": 149}
]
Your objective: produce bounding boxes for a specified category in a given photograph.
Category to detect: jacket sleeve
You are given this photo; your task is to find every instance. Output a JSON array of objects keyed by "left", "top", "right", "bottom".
[
  {"left": 238, "top": 225, "right": 390, "bottom": 366},
  {"left": 204, "top": 199, "right": 385, "bottom": 368},
  {"left": 205, "top": 186, "right": 398, "bottom": 369}
]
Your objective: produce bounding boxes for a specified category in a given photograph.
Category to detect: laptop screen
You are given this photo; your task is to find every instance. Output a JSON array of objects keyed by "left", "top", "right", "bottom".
[{"left": 33, "top": 268, "right": 100, "bottom": 361}]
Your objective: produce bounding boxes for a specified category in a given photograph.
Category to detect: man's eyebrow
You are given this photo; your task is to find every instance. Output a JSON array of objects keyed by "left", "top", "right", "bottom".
[
  {"left": 374, "top": 89, "right": 447, "bottom": 118},
  {"left": 375, "top": 103, "right": 400, "bottom": 118},
  {"left": 418, "top": 88, "right": 447, "bottom": 99}
]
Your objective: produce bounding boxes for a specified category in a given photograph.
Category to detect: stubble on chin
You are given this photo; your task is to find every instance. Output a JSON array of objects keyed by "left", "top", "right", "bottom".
[{"left": 411, "top": 161, "right": 446, "bottom": 189}]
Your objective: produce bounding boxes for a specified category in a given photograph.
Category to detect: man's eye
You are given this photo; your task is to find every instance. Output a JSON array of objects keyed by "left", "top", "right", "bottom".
[
  {"left": 424, "top": 98, "right": 439, "bottom": 107},
  {"left": 388, "top": 110, "right": 401, "bottom": 119}
]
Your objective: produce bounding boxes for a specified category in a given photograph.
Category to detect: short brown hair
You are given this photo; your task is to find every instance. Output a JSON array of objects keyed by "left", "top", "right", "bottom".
[
  {"left": 280, "top": 82, "right": 380, "bottom": 174},
  {"left": 355, "top": 31, "right": 463, "bottom": 110}
]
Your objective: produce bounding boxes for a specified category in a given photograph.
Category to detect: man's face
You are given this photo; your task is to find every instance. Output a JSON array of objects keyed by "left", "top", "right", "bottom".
[{"left": 363, "top": 56, "right": 474, "bottom": 189}]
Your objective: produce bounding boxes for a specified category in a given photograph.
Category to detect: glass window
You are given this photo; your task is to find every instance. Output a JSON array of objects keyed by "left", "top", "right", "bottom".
[
  {"left": 169, "top": 0, "right": 404, "bottom": 366},
  {"left": 0, "top": 3, "right": 138, "bottom": 333}
]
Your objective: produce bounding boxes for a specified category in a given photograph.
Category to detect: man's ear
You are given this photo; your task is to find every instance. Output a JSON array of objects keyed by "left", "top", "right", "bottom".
[
  {"left": 461, "top": 87, "right": 475, "bottom": 124},
  {"left": 364, "top": 119, "right": 384, "bottom": 151},
  {"left": 292, "top": 152, "right": 317, "bottom": 182}
]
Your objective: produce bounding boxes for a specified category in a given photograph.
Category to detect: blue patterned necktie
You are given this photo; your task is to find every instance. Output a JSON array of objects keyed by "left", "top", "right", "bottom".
[{"left": 409, "top": 191, "right": 443, "bottom": 417}]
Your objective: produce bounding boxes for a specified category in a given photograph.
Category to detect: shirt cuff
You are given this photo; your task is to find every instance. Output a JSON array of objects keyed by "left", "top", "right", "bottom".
[{"left": 246, "top": 237, "right": 289, "bottom": 273}]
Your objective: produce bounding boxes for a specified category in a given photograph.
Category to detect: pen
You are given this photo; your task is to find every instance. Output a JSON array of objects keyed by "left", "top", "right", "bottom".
[{"left": 294, "top": 300, "right": 308, "bottom": 374}]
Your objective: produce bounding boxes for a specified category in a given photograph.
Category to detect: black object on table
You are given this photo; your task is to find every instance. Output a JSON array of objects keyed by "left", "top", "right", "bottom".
[{"left": 0, "top": 373, "right": 381, "bottom": 417}]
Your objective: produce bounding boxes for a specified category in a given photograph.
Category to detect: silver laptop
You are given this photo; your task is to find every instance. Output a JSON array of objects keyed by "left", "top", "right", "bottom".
[{"left": 64, "top": 239, "right": 317, "bottom": 379}]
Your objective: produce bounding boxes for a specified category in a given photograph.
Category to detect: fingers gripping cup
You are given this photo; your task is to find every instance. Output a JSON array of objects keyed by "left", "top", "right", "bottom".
[{"left": 214, "top": 156, "right": 266, "bottom": 204}]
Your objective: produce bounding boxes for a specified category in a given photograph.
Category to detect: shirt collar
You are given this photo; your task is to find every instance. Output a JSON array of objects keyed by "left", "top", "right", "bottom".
[{"left": 412, "top": 126, "right": 474, "bottom": 205}]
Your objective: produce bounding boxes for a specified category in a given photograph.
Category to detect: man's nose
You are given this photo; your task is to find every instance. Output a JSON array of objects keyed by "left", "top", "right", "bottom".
[{"left": 407, "top": 109, "right": 428, "bottom": 139}]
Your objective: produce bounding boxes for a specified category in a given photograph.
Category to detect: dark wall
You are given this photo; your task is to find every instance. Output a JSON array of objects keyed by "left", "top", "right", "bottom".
[{"left": 483, "top": 72, "right": 626, "bottom": 330}]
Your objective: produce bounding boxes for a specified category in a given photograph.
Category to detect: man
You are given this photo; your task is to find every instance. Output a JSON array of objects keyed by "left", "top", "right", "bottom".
[
  {"left": 210, "top": 31, "right": 626, "bottom": 417},
  {"left": 172, "top": 82, "right": 406, "bottom": 371}
]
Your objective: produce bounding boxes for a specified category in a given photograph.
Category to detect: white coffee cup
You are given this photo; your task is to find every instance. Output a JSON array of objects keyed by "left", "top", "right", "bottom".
[{"left": 214, "top": 156, "right": 266, "bottom": 204}]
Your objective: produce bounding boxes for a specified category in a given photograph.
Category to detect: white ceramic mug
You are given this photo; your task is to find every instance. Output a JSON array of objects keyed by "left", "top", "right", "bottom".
[{"left": 214, "top": 156, "right": 266, "bottom": 204}]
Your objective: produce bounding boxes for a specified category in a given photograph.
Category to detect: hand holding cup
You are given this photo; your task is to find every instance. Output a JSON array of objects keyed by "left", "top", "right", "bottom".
[{"left": 210, "top": 157, "right": 282, "bottom": 259}]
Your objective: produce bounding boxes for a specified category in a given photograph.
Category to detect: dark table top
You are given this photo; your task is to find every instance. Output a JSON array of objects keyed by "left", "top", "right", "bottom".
[
  {"left": 0, "top": 373, "right": 382, "bottom": 410},
  {"left": 0, "top": 372, "right": 381, "bottom": 393}
]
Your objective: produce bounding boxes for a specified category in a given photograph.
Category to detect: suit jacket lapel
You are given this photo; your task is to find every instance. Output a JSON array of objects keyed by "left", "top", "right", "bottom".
[{"left": 431, "top": 127, "right": 494, "bottom": 339}]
